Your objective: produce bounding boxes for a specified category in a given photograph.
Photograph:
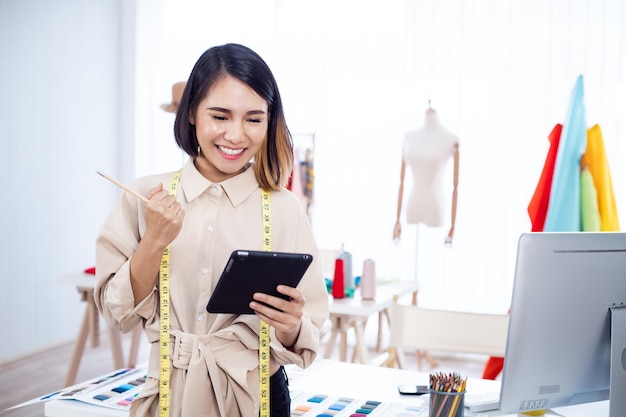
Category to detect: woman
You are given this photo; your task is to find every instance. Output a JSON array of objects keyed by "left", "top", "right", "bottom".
[{"left": 95, "top": 43, "right": 329, "bottom": 417}]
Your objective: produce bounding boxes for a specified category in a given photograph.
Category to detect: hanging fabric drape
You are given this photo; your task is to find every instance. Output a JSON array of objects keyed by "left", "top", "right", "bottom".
[
  {"left": 543, "top": 75, "right": 588, "bottom": 232},
  {"left": 582, "top": 124, "right": 620, "bottom": 231},
  {"left": 527, "top": 124, "right": 563, "bottom": 232},
  {"left": 540, "top": 75, "right": 619, "bottom": 233}
]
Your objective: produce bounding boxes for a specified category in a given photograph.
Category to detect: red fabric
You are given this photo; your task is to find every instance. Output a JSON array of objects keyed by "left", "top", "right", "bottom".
[
  {"left": 481, "top": 356, "right": 505, "bottom": 380},
  {"left": 482, "top": 125, "right": 565, "bottom": 380},
  {"left": 84, "top": 266, "right": 96, "bottom": 274},
  {"left": 527, "top": 124, "right": 563, "bottom": 231}
]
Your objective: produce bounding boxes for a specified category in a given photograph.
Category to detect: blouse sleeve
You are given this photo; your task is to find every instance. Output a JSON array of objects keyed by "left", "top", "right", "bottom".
[{"left": 94, "top": 190, "right": 159, "bottom": 334}]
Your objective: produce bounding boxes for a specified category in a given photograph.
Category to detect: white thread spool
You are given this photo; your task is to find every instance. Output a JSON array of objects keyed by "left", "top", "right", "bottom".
[
  {"left": 339, "top": 245, "right": 354, "bottom": 290},
  {"left": 360, "top": 259, "right": 376, "bottom": 300}
]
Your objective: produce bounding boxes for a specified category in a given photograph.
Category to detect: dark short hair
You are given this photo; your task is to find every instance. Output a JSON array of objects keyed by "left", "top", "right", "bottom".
[{"left": 174, "top": 43, "right": 293, "bottom": 191}]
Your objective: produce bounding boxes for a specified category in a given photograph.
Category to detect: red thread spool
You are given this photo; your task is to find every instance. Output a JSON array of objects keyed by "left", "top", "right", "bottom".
[{"left": 332, "top": 258, "right": 345, "bottom": 299}]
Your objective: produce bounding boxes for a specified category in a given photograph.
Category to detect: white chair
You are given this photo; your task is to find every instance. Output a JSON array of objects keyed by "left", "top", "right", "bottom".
[{"left": 376, "top": 295, "right": 509, "bottom": 370}]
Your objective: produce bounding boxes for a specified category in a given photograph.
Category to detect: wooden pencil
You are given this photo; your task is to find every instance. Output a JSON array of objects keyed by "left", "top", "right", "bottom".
[{"left": 96, "top": 170, "right": 148, "bottom": 203}]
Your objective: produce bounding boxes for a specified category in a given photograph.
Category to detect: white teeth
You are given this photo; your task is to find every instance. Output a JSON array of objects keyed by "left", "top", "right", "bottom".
[{"left": 218, "top": 145, "right": 244, "bottom": 156}]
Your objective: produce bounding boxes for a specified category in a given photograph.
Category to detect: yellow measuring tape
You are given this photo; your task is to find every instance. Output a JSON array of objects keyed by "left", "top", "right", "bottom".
[
  {"left": 259, "top": 189, "right": 271, "bottom": 417},
  {"left": 157, "top": 174, "right": 270, "bottom": 417},
  {"left": 159, "top": 169, "right": 182, "bottom": 417}
]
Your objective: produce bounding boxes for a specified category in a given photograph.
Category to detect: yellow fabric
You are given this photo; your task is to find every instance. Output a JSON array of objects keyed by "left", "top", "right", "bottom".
[{"left": 581, "top": 125, "right": 620, "bottom": 231}]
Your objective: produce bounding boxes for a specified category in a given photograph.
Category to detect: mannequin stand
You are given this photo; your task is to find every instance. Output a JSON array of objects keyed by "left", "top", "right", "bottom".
[{"left": 412, "top": 226, "right": 439, "bottom": 370}]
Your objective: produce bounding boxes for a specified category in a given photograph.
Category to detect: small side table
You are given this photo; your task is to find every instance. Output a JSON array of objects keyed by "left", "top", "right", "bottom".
[{"left": 61, "top": 272, "right": 142, "bottom": 387}]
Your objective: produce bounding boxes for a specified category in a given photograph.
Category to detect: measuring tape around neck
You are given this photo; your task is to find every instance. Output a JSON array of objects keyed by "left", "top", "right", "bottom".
[
  {"left": 158, "top": 174, "right": 271, "bottom": 417},
  {"left": 158, "top": 169, "right": 182, "bottom": 417},
  {"left": 259, "top": 189, "right": 272, "bottom": 417}
]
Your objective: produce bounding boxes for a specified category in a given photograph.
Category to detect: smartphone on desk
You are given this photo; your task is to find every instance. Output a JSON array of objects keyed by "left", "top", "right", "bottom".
[{"left": 398, "top": 385, "right": 429, "bottom": 395}]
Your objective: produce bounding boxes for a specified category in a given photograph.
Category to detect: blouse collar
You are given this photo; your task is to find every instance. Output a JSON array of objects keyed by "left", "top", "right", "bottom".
[{"left": 180, "top": 158, "right": 259, "bottom": 207}]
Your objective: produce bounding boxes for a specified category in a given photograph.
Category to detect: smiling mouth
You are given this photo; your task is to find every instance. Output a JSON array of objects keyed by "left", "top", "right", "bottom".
[{"left": 217, "top": 145, "right": 245, "bottom": 156}]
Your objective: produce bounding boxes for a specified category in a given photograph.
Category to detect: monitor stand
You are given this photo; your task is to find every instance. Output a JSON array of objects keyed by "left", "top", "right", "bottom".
[
  {"left": 521, "top": 305, "right": 625, "bottom": 417},
  {"left": 609, "top": 305, "right": 626, "bottom": 417}
]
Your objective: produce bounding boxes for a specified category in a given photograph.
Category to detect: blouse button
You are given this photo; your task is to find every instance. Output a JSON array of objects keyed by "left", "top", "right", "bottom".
[
  {"left": 210, "top": 186, "right": 219, "bottom": 195},
  {"left": 207, "top": 225, "right": 214, "bottom": 232},
  {"left": 197, "top": 315, "right": 204, "bottom": 322},
  {"left": 201, "top": 267, "right": 209, "bottom": 275}
]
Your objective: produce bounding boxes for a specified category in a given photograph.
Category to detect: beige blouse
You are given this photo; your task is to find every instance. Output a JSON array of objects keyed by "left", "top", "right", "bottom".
[{"left": 94, "top": 159, "right": 329, "bottom": 417}]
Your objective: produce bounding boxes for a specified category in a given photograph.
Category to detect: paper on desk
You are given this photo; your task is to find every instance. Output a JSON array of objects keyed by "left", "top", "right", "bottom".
[{"left": 6, "top": 366, "right": 144, "bottom": 411}]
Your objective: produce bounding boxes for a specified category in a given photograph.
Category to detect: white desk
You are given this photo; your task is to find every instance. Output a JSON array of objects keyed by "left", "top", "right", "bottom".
[
  {"left": 46, "top": 401, "right": 126, "bottom": 417},
  {"left": 323, "top": 280, "right": 419, "bottom": 363},
  {"left": 42, "top": 360, "right": 610, "bottom": 417},
  {"left": 60, "top": 272, "right": 143, "bottom": 387},
  {"left": 288, "top": 360, "right": 498, "bottom": 405},
  {"left": 288, "top": 362, "right": 610, "bottom": 416}
]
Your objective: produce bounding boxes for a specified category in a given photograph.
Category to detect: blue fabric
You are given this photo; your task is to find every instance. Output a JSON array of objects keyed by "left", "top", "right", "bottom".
[{"left": 544, "top": 75, "right": 588, "bottom": 231}]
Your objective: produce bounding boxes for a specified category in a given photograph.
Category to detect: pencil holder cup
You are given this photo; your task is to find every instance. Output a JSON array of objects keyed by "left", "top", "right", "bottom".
[{"left": 428, "top": 389, "right": 465, "bottom": 417}]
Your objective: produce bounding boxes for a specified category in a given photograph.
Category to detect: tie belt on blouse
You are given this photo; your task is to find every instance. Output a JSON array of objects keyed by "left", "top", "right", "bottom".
[
  {"left": 158, "top": 329, "right": 261, "bottom": 416},
  {"left": 171, "top": 331, "right": 206, "bottom": 369},
  {"left": 170, "top": 330, "right": 228, "bottom": 416}
]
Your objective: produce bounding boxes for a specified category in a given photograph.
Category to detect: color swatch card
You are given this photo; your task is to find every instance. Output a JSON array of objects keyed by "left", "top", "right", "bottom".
[
  {"left": 289, "top": 391, "right": 428, "bottom": 416},
  {"left": 8, "top": 366, "right": 147, "bottom": 411}
]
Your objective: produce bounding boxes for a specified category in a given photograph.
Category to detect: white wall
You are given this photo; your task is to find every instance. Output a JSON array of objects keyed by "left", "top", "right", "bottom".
[{"left": 0, "top": 0, "right": 126, "bottom": 361}]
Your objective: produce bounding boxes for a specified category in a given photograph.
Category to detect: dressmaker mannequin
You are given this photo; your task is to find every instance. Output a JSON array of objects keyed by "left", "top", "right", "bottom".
[
  {"left": 393, "top": 104, "right": 459, "bottom": 245},
  {"left": 392, "top": 103, "right": 459, "bottom": 370}
]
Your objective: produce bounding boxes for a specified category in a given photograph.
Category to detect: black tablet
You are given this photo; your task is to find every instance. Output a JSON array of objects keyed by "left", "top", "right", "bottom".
[{"left": 206, "top": 250, "right": 313, "bottom": 314}]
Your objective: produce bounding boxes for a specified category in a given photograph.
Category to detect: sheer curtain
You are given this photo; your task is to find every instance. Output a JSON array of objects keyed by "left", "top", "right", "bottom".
[{"left": 134, "top": 0, "right": 625, "bottom": 313}]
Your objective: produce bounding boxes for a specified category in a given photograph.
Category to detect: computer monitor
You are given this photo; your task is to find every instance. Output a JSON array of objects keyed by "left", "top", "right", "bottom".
[{"left": 499, "top": 232, "right": 626, "bottom": 416}]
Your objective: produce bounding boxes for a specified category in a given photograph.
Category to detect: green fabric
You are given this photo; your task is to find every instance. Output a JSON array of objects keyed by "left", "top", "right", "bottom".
[{"left": 580, "top": 168, "right": 601, "bottom": 231}]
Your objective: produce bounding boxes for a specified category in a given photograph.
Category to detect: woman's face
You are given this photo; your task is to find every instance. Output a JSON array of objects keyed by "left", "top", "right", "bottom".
[{"left": 191, "top": 74, "right": 268, "bottom": 182}]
